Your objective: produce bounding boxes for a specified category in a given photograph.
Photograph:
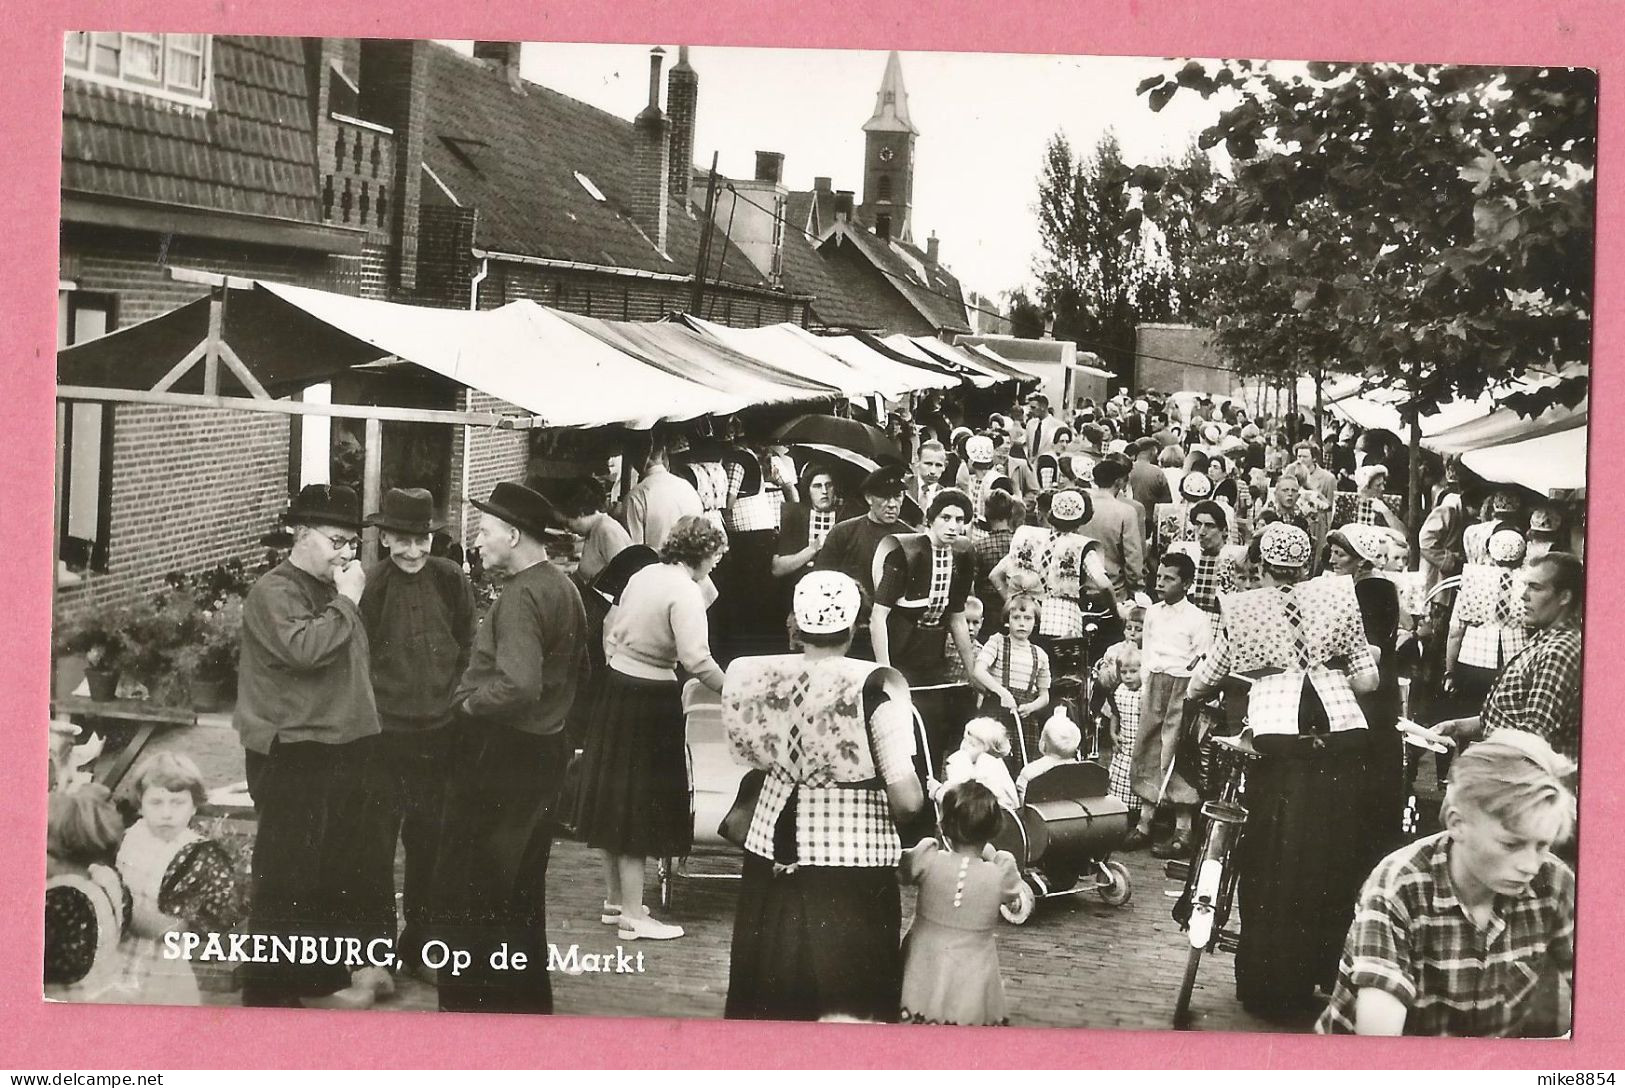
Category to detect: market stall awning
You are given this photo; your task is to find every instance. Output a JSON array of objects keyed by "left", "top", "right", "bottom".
[
  {"left": 679, "top": 315, "right": 883, "bottom": 399},
  {"left": 56, "top": 278, "right": 851, "bottom": 428},
  {"left": 782, "top": 327, "right": 959, "bottom": 397},
  {"left": 1422, "top": 399, "right": 1588, "bottom": 456},
  {"left": 57, "top": 281, "right": 383, "bottom": 396},
  {"left": 878, "top": 334, "right": 997, "bottom": 389},
  {"left": 259, "top": 284, "right": 748, "bottom": 428},
  {"left": 555, "top": 310, "right": 840, "bottom": 408},
  {"left": 956, "top": 342, "right": 1044, "bottom": 385},
  {"left": 1460, "top": 423, "right": 1589, "bottom": 495}
]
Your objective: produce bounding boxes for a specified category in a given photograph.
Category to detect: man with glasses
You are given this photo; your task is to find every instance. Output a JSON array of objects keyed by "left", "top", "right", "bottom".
[{"left": 235, "top": 484, "right": 391, "bottom": 1009}]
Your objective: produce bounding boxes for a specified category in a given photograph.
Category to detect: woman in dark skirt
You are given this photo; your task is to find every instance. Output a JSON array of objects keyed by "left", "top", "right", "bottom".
[
  {"left": 1184, "top": 523, "right": 1380, "bottom": 1019},
  {"left": 1326, "top": 524, "right": 1409, "bottom": 866},
  {"left": 573, "top": 516, "right": 727, "bottom": 941},
  {"left": 722, "top": 571, "right": 925, "bottom": 1022}
]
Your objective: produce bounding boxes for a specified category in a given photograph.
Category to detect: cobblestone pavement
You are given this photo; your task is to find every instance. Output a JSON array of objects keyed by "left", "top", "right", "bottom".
[{"left": 149, "top": 717, "right": 1341, "bottom": 1032}]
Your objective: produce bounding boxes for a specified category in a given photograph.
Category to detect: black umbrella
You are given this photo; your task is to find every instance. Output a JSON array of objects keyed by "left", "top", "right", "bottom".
[{"left": 773, "top": 414, "right": 901, "bottom": 464}]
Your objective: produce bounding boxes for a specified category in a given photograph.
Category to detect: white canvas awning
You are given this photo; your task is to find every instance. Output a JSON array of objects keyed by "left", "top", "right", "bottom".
[
  {"left": 783, "top": 328, "right": 959, "bottom": 397},
  {"left": 882, "top": 335, "right": 997, "bottom": 388},
  {"left": 1460, "top": 423, "right": 1588, "bottom": 495}
]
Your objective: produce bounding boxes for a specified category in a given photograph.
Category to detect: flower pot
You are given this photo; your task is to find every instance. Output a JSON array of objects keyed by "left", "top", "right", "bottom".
[
  {"left": 191, "top": 676, "right": 235, "bottom": 713},
  {"left": 85, "top": 666, "right": 119, "bottom": 702}
]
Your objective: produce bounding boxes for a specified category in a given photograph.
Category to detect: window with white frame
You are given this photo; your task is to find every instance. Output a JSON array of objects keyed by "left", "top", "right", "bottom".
[
  {"left": 57, "top": 289, "right": 116, "bottom": 576},
  {"left": 63, "top": 33, "right": 212, "bottom": 106}
]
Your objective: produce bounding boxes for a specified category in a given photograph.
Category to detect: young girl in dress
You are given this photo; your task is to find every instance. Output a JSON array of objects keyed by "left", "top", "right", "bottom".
[
  {"left": 115, "top": 753, "right": 239, "bottom": 1005},
  {"left": 899, "top": 781, "right": 1025, "bottom": 1025},
  {"left": 938, "top": 718, "right": 1020, "bottom": 811},
  {"left": 45, "top": 782, "right": 135, "bottom": 1003},
  {"left": 1097, "top": 603, "right": 1146, "bottom": 839}
]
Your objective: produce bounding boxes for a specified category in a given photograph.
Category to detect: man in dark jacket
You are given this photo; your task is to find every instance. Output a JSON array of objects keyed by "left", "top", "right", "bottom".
[
  {"left": 435, "top": 482, "right": 587, "bottom": 1014},
  {"left": 358, "top": 488, "right": 476, "bottom": 981}
]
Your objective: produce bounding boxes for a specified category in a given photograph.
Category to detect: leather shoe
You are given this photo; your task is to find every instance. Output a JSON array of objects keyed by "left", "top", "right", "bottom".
[
  {"left": 1151, "top": 832, "right": 1193, "bottom": 859},
  {"left": 1121, "top": 827, "right": 1153, "bottom": 851}
]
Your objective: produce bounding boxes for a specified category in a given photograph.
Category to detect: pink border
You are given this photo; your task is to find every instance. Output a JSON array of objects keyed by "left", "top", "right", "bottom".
[{"left": 7, "top": 0, "right": 1622, "bottom": 1068}]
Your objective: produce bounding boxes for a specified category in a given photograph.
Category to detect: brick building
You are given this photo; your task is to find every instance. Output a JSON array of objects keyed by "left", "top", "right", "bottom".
[
  {"left": 57, "top": 35, "right": 811, "bottom": 614},
  {"left": 1133, "top": 323, "right": 1236, "bottom": 397}
]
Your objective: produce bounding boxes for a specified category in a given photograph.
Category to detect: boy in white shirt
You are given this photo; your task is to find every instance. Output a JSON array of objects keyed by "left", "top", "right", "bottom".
[{"left": 1128, "top": 553, "right": 1213, "bottom": 858}]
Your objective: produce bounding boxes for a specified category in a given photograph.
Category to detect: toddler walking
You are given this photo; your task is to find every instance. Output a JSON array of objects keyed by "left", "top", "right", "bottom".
[{"left": 899, "top": 781, "right": 1025, "bottom": 1025}]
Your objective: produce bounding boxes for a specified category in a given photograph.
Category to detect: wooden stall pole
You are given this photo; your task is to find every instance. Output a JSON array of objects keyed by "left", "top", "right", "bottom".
[{"left": 362, "top": 417, "right": 383, "bottom": 562}]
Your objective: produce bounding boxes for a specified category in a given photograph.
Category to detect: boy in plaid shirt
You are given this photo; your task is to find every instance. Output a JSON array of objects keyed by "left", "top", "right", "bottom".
[{"left": 1317, "top": 730, "right": 1575, "bottom": 1036}]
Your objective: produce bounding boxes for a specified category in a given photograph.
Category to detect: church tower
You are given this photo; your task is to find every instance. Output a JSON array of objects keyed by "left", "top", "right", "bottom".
[{"left": 858, "top": 51, "right": 917, "bottom": 243}]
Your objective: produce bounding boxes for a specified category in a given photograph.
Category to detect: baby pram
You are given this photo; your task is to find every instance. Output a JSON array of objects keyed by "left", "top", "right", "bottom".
[
  {"left": 654, "top": 679, "right": 750, "bottom": 911},
  {"left": 915, "top": 706, "right": 1133, "bottom": 925}
]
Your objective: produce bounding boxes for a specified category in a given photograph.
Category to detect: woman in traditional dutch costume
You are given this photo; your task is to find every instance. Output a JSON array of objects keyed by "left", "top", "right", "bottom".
[
  {"left": 1446, "top": 528, "right": 1531, "bottom": 715},
  {"left": 1185, "top": 522, "right": 1380, "bottom": 1018},
  {"left": 1166, "top": 499, "right": 1248, "bottom": 642},
  {"left": 723, "top": 572, "right": 925, "bottom": 1022},
  {"left": 871, "top": 489, "right": 980, "bottom": 686},
  {"left": 987, "top": 489, "right": 1120, "bottom": 647},
  {"left": 1325, "top": 523, "right": 1411, "bottom": 863},
  {"left": 1331, "top": 464, "right": 1407, "bottom": 538},
  {"left": 772, "top": 466, "right": 844, "bottom": 635},
  {"left": 1155, "top": 471, "right": 1243, "bottom": 560},
  {"left": 956, "top": 436, "right": 1015, "bottom": 520}
]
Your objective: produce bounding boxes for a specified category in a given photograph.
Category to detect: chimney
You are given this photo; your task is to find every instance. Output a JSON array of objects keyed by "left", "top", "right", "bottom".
[
  {"left": 813, "top": 176, "right": 832, "bottom": 192},
  {"left": 834, "top": 190, "right": 854, "bottom": 222},
  {"left": 472, "top": 41, "right": 523, "bottom": 90},
  {"left": 632, "top": 47, "right": 671, "bottom": 253},
  {"left": 754, "top": 151, "right": 785, "bottom": 184},
  {"left": 666, "top": 46, "right": 697, "bottom": 212},
  {"left": 926, "top": 231, "right": 940, "bottom": 265},
  {"left": 876, "top": 214, "right": 893, "bottom": 242}
]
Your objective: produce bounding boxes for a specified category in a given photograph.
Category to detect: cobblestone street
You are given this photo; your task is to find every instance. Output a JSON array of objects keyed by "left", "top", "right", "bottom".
[{"left": 153, "top": 717, "right": 1315, "bottom": 1032}]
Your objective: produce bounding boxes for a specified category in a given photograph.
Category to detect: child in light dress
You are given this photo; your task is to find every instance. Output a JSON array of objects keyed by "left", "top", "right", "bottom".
[
  {"left": 115, "top": 753, "right": 239, "bottom": 1005},
  {"left": 899, "top": 781, "right": 1024, "bottom": 1025},
  {"left": 1097, "top": 604, "right": 1146, "bottom": 829},
  {"left": 938, "top": 717, "right": 1020, "bottom": 811},
  {"left": 1015, "top": 712, "right": 1082, "bottom": 803}
]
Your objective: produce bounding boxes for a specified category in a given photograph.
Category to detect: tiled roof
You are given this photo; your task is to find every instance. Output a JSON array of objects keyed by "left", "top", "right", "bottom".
[
  {"left": 779, "top": 224, "right": 879, "bottom": 330},
  {"left": 61, "top": 36, "right": 323, "bottom": 222},
  {"left": 786, "top": 189, "right": 838, "bottom": 236},
  {"left": 819, "top": 225, "right": 972, "bottom": 335},
  {"left": 421, "top": 45, "right": 767, "bottom": 288}
]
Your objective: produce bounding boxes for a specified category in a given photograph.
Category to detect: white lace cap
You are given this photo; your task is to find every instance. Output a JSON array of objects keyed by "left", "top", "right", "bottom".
[{"left": 794, "top": 571, "right": 863, "bottom": 634}]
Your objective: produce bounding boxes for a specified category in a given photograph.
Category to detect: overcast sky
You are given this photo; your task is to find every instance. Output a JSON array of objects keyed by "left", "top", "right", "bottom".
[{"left": 442, "top": 41, "right": 1229, "bottom": 302}]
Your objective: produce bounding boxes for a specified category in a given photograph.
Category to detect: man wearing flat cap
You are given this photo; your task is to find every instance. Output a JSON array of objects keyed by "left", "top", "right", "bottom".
[
  {"left": 357, "top": 488, "right": 476, "bottom": 981},
  {"left": 236, "top": 484, "right": 391, "bottom": 1009},
  {"left": 815, "top": 465, "right": 912, "bottom": 642},
  {"left": 435, "top": 482, "right": 588, "bottom": 1013}
]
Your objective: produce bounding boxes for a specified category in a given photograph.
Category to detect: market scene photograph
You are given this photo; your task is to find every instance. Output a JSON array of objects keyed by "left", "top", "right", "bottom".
[{"left": 45, "top": 36, "right": 1591, "bottom": 1037}]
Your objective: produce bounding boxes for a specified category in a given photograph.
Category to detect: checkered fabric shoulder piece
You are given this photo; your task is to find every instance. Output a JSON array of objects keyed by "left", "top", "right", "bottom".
[
  {"left": 721, "top": 655, "right": 898, "bottom": 783},
  {"left": 1454, "top": 564, "right": 1529, "bottom": 628},
  {"left": 1217, "top": 574, "right": 1367, "bottom": 673}
]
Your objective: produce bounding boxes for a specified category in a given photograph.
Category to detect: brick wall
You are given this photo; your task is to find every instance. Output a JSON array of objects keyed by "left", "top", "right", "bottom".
[
  {"left": 446, "top": 389, "right": 532, "bottom": 548},
  {"left": 1133, "top": 324, "right": 1235, "bottom": 397},
  {"left": 358, "top": 39, "right": 429, "bottom": 293},
  {"left": 417, "top": 206, "right": 478, "bottom": 307},
  {"left": 56, "top": 224, "right": 350, "bottom": 620},
  {"left": 483, "top": 263, "right": 801, "bottom": 328}
]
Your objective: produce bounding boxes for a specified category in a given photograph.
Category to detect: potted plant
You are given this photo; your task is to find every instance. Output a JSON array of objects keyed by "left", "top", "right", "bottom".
[
  {"left": 184, "top": 596, "right": 244, "bottom": 712},
  {"left": 54, "top": 609, "right": 124, "bottom": 700}
]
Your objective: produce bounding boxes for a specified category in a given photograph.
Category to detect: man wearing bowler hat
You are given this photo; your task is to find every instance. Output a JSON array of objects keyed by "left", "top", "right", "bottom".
[
  {"left": 357, "top": 488, "right": 476, "bottom": 981},
  {"left": 235, "top": 484, "right": 392, "bottom": 1009},
  {"left": 435, "top": 482, "right": 588, "bottom": 1014}
]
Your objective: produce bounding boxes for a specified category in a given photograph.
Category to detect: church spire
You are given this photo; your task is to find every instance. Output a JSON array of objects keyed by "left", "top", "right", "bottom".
[{"left": 862, "top": 51, "right": 918, "bottom": 135}]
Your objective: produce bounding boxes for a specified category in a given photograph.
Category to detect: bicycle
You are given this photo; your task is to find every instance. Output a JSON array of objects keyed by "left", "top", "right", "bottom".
[{"left": 1166, "top": 726, "right": 1257, "bottom": 1030}]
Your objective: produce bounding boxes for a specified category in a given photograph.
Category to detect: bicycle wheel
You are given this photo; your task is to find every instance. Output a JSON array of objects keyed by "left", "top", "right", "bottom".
[{"left": 1173, "top": 944, "right": 1204, "bottom": 1030}]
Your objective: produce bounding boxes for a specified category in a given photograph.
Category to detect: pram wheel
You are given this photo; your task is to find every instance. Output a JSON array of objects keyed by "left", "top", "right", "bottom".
[
  {"left": 1000, "top": 881, "right": 1037, "bottom": 925},
  {"left": 1094, "top": 860, "right": 1132, "bottom": 907},
  {"left": 1173, "top": 944, "right": 1203, "bottom": 1030}
]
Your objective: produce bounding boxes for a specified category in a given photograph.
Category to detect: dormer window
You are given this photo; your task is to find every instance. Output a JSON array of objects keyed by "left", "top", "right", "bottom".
[{"left": 64, "top": 33, "right": 212, "bottom": 108}]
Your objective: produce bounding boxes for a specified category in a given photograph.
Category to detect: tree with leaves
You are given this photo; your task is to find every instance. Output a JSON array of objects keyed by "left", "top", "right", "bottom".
[
  {"left": 1033, "top": 131, "right": 1183, "bottom": 382},
  {"left": 1135, "top": 60, "right": 1594, "bottom": 537}
]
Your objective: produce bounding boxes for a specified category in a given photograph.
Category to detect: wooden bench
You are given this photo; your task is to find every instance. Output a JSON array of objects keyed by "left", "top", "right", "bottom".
[{"left": 51, "top": 695, "right": 198, "bottom": 792}]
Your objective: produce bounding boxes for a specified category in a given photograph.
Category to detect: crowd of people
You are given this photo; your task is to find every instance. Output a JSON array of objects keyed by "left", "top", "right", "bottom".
[{"left": 43, "top": 384, "right": 1585, "bottom": 1035}]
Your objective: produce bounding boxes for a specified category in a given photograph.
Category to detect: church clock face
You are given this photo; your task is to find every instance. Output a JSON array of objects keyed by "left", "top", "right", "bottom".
[{"left": 878, "top": 146, "right": 895, "bottom": 162}]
